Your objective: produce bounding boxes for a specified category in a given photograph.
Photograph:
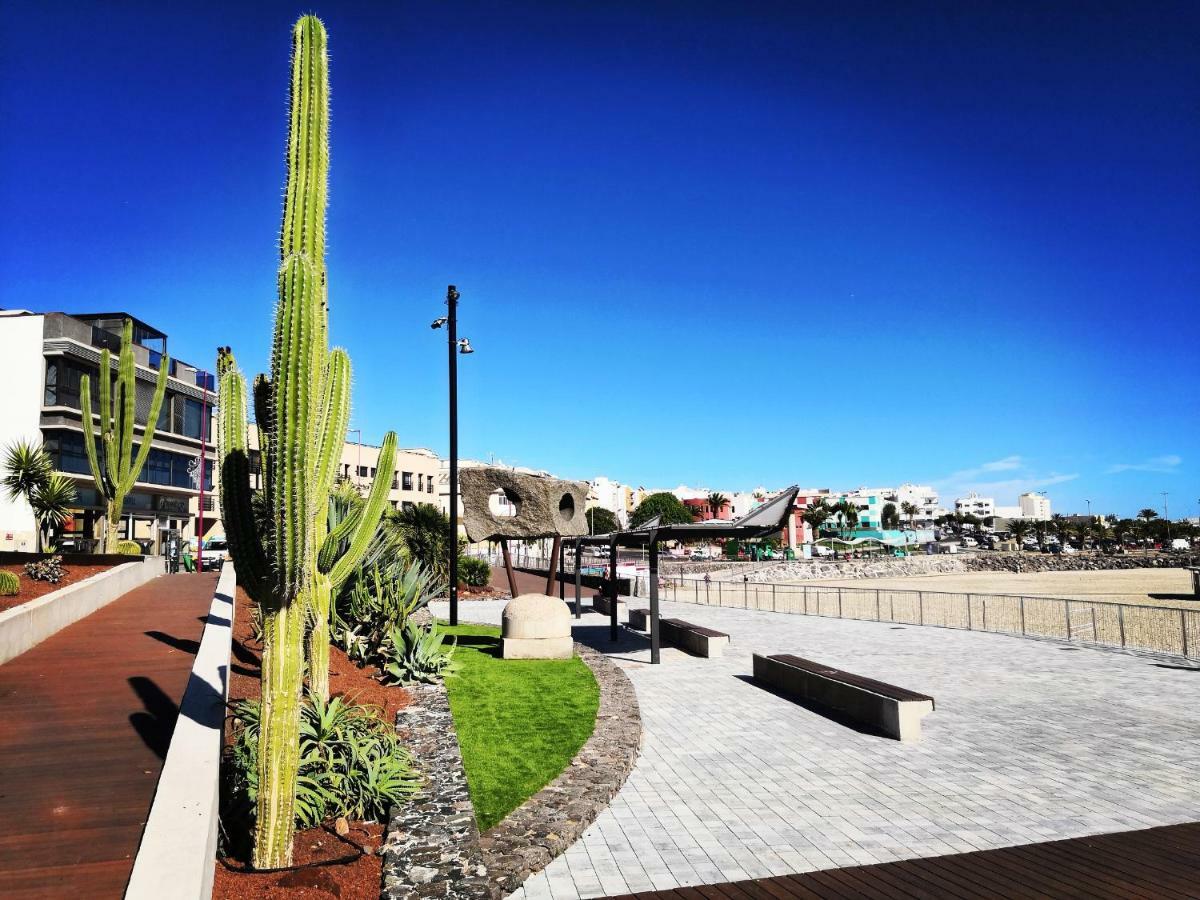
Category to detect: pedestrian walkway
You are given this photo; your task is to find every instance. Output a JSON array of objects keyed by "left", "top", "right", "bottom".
[
  {"left": 0, "top": 572, "right": 217, "bottom": 899},
  {"left": 435, "top": 596, "right": 1200, "bottom": 899}
]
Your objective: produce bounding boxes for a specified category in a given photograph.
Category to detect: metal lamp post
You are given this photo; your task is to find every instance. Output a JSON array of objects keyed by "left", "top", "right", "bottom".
[{"left": 432, "top": 285, "right": 473, "bottom": 626}]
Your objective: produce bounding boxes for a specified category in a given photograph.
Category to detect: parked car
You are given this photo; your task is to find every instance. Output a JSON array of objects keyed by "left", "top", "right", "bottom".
[
  {"left": 961, "top": 537, "right": 978, "bottom": 548},
  {"left": 200, "top": 538, "right": 229, "bottom": 571},
  {"left": 812, "top": 544, "right": 834, "bottom": 557},
  {"left": 689, "top": 547, "right": 711, "bottom": 560},
  {"left": 1170, "top": 538, "right": 1192, "bottom": 552}
]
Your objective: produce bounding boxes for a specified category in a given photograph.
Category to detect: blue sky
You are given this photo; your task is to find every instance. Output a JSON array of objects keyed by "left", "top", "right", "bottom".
[{"left": 2, "top": 1, "right": 1196, "bottom": 518}]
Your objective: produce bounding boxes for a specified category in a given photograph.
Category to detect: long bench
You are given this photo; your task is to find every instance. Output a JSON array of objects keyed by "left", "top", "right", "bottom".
[
  {"left": 752, "top": 653, "right": 934, "bottom": 742},
  {"left": 660, "top": 618, "right": 729, "bottom": 657},
  {"left": 592, "top": 593, "right": 627, "bottom": 619},
  {"left": 628, "top": 608, "right": 650, "bottom": 631}
]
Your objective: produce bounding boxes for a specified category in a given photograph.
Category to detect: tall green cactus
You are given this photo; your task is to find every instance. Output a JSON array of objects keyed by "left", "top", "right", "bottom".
[
  {"left": 216, "top": 15, "right": 398, "bottom": 870},
  {"left": 79, "top": 319, "right": 170, "bottom": 554}
]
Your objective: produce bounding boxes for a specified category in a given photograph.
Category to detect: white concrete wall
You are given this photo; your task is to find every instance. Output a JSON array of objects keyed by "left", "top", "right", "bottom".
[
  {"left": 0, "top": 556, "right": 160, "bottom": 663},
  {"left": 126, "top": 564, "right": 235, "bottom": 900},
  {"left": 0, "top": 314, "right": 46, "bottom": 550}
]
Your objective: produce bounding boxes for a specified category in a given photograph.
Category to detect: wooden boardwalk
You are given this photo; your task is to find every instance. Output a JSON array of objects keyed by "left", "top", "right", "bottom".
[
  {"left": 0, "top": 572, "right": 217, "bottom": 899},
  {"left": 605, "top": 821, "right": 1200, "bottom": 899}
]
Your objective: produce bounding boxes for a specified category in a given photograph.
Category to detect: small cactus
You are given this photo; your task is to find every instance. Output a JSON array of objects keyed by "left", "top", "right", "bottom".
[
  {"left": 79, "top": 320, "right": 169, "bottom": 553},
  {"left": 115, "top": 540, "right": 143, "bottom": 556},
  {"left": 0, "top": 570, "right": 19, "bottom": 596}
]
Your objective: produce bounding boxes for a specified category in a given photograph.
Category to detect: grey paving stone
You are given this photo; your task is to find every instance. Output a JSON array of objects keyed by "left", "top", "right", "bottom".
[{"left": 446, "top": 599, "right": 1200, "bottom": 900}]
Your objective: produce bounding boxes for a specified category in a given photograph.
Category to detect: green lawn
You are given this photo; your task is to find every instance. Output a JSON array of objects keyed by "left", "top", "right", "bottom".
[{"left": 440, "top": 623, "right": 599, "bottom": 831}]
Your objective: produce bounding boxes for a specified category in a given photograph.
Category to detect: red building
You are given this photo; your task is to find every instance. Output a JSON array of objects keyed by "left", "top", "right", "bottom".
[{"left": 683, "top": 496, "right": 732, "bottom": 521}]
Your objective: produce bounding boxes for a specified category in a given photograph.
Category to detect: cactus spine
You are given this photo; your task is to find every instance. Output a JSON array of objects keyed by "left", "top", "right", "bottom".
[
  {"left": 216, "top": 15, "right": 397, "bottom": 869},
  {"left": 79, "top": 320, "right": 170, "bottom": 554}
]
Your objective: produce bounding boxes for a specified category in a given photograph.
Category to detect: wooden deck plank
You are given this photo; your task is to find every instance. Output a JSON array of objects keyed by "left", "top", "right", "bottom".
[
  {"left": 603, "top": 822, "right": 1200, "bottom": 900},
  {"left": 0, "top": 572, "right": 216, "bottom": 900}
]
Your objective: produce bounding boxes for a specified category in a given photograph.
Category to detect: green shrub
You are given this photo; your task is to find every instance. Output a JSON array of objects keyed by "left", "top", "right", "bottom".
[
  {"left": 227, "top": 694, "right": 419, "bottom": 836},
  {"left": 24, "top": 555, "right": 64, "bottom": 584},
  {"left": 458, "top": 555, "right": 490, "bottom": 587},
  {"left": 332, "top": 563, "right": 438, "bottom": 665},
  {"left": 0, "top": 571, "right": 19, "bottom": 596},
  {"left": 379, "top": 619, "right": 457, "bottom": 685},
  {"left": 115, "top": 540, "right": 142, "bottom": 556}
]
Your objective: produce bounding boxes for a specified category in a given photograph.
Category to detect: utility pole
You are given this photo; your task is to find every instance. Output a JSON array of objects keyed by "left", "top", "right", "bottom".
[{"left": 1162, "top": 492, "right": 1171, "bottom": 542}]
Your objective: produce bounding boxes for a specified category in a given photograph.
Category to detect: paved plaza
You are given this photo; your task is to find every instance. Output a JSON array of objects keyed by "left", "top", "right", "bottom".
[{"left": 432, "top": 596, "right": 1200, "bottom": 900}]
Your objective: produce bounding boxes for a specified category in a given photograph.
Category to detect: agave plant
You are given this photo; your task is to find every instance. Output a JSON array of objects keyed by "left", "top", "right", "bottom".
[
  {"left": 379, "top": 619, "right": 457, "bottom": 685},
  {"left": 333, "top": 563, "right": 439, "bottom": 665}
]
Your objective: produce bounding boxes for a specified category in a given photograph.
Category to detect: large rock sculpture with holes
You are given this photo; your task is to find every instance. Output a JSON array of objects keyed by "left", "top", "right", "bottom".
[{"left": 459, "top": 468, "right": 589, "bottom": 658}]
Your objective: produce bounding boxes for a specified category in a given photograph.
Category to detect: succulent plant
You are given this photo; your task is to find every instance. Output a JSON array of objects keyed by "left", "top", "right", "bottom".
[
  {"left": 0, "top": 570, "right": 19, "bottom": 596},
  {"left": 78, "top": 320, "right": 169, "bottom": 554},
  {"left": 215, "top": 15, "right": 398, "bottom": 869}
]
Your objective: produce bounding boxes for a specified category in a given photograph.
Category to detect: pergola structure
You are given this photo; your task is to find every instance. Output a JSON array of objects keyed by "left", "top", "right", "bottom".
[{"left": 564, "top": 487, "right": 801, "bottom": 664}]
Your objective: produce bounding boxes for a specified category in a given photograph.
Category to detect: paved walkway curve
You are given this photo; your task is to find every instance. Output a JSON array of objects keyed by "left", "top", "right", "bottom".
[
  {"left": 435, "top": 596, "right": 1200, "bottom": 900},
  {"left": 0, "top": 572, "right": 217, "bottom": 899}
]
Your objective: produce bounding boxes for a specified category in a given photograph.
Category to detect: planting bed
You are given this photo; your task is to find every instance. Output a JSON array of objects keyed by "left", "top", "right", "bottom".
[
  {"left": 0, "top": 562, "right": 113, "bottom": 612},
  {"left": 213, "top": 587, "right": 411, "bottom": 900}
]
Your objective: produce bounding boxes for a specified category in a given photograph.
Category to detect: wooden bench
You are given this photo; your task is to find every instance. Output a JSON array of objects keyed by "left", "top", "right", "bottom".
[
  {"left": 752, "top": 653, "right": 934, "bottom": 742},
  {"left": 660, "top": 618, "right": 729, "bottom": 658},
  {"left": 627, "top": 608, "right": 650, "bottom": 631}
]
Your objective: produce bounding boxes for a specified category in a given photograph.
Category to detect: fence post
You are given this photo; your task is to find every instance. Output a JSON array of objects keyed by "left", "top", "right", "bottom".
[
  {"left": 1065, "top": 600, "right": 1071, "bottom": 641},
  {"left": 967, "top": 594, "right": 973, "bottom": 630},
  {"left": 773, "top": 583, "right": 777, "bottom": 613},
  {"left": 876, "top": 590, "right": 881, "bottom": 621},
  {"left": 838, "top": 588, "right": 843, "bottom": 618},
  {"left": 1118, "top": 604, "right": 1125, "bottom": 648},
  {"left": 982, "top": 596, "right": 988, "bottom": 632},
  {"left": 1019, "top": 596, "right": 1025, "bottom": 635},
  {"left": 1181, "top": 609, "right": 1188, "bottom": 658},
  {"left": 919, "top": 591, "right": 924, "bottom": 626},
  {"left": 1092, "top": 605, "right": 1097, "bottom": 644},
  {"left": 718, "top": 581, "right": 722, "bottom": 606}
]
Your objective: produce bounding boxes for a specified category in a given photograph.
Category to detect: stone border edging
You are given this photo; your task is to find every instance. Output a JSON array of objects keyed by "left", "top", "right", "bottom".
[
  {"left": 126, "top": 563, "right": 236, "bottom": 900},
  {"left": 479, "top": 641, "right": 642, "bottom": 896},
  {"left": 383, "top": 683, "right": 496, "bottom": 899},
  {"left": 0, "top": 555, "right": 160, "bottom": 664}
]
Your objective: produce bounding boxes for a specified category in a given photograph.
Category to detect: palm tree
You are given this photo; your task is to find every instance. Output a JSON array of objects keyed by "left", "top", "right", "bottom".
[
  {"left": 391, "top": 502, "right": 452, "bottom": 589},
  {"left": 3, "top": 441, "right": 75, "bottom": 552},
  {"left": 901, "top": 501, "right": 919, "bottom": 530},
  {"left": 1033, "top": 520, "right": 1048, "bottom": 545},
  {"left": 802, "top": 500, "right": 830, "bottom": 543},
  {"left": 31, "top": 473, "right": 77, "bottom": 551},
  {"left": 1008, "top": 519, "right": 1033, "bottom": 547},
  {"left": 832, "top": 499, "right": 859, "bottom": 539},
  {"left": 706, "top": 492, "right": 729, "bottom": 521}
]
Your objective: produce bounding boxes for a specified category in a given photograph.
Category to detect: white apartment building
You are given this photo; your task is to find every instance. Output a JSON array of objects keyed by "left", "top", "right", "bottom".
[
  {"left": 954, "top": 493, "right": 995, "bottom": 518},
  {"left": 1019, "top": 492, "right": 1052, "bottom": 520},
  {"left": 586, "top": 476, "right": 634, "bottom": 527}
]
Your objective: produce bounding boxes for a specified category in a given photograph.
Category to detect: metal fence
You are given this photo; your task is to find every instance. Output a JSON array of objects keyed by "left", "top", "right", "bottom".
[
  {"left": 474, "top": 552, "right": 1198, "bottom": 659},
  {"left": 653, "top": 576, "right": 1198, "bottom": 659}
]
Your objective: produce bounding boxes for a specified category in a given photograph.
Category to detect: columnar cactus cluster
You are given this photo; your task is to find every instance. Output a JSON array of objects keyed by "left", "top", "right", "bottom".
[
  {"left": 216, "top": 15, "right": 397, "bottom": 869},
  {"left": 79, "top": 319, "right": 170, "bottom": 554}
]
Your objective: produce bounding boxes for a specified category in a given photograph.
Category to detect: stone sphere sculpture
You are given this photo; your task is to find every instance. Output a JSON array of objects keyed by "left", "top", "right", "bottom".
[{"left": 502, "top": 593, "right": 573, "bottom": 659}]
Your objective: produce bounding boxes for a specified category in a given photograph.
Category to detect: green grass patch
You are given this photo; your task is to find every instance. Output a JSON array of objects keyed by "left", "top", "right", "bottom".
[{"left": 440, "top": 622, "right": 599, "bottom": 831}]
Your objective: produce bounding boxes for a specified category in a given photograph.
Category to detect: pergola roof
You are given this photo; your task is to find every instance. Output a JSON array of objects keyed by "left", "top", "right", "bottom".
[{"left": 578, "top": 487, "right": 800, "bottom": 546}]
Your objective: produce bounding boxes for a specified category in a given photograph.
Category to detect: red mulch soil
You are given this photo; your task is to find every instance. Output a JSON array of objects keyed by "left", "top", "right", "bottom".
[
  {"left": 0, "top": 562, "right": 114, "bottom": 613},
  {"left": 213, "top": 586, "right": 411, "bottom": 900}
]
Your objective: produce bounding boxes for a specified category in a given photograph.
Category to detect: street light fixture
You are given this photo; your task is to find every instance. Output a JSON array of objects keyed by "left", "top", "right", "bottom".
[{"left": 431, "top": 285, "right": 472, "bottom": 626}]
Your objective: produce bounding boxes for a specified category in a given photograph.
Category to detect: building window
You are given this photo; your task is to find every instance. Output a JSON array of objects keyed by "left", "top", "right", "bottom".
[
  {"left": 417, "top": 473, "right": 424, "bottom": 492},
  {"left": 427, "top": 479, "right": 433, "bottom": 494},
  {"left": 402, "top": 472, "right": 413, "bottom": 491},
  {"left": 357, "top": 465, "right": 369, "bottom": 478},
  {"left": 173, "top": 397, "right": 204, "bottom": 439},
  {"left": 391, "top": 472, "right": 399, "bottom": 490}
]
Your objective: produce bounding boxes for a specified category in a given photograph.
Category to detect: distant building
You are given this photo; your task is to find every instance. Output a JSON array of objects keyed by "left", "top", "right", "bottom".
[
  {"left": 955, "top": 493, "right": 995, "bottom": 518},
  {"left": 1019, "top": 492, "right": 1052, "bottom": 520},
  {"left": 0, "top": 310, "right": 217, "bottom": 553}
]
